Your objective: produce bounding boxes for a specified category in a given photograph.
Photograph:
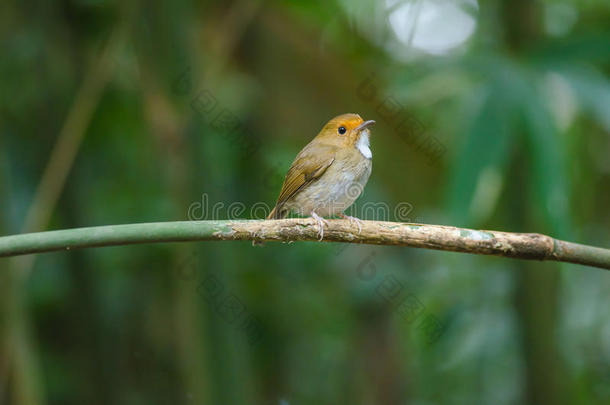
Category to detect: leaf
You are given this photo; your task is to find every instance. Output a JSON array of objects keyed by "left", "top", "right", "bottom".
[
  {"left": 558, "top": 64, "right": 610, "bottom": 132},
  {"left": 446, "top": 80, "right": 515, "bottom": 227},
  {"left": 521, "top": 72, "right": 573, "bottom": 239}
]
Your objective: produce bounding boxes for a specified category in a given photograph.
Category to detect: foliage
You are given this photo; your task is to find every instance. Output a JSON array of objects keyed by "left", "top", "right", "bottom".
[{"left": 1, "top": 0, "right": 609, "bottom": 404}]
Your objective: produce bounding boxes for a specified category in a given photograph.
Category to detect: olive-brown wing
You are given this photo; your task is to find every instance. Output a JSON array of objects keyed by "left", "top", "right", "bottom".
[{"left": 268, "top": 143, "right": 337, "bottom": 219}]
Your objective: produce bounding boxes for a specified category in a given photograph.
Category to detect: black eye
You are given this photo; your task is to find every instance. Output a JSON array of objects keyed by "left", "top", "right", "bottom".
[{"left": 338, "top": 126, "right": 347, "bottom": 135}]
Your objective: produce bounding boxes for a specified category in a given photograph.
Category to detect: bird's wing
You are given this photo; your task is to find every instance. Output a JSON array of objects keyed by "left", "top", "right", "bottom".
[{"left": 271, "top": 143, "right": 337, "bottom": 215}]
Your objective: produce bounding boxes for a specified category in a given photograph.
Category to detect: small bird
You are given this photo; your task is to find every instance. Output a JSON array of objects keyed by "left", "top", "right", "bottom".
[{"left": 263, "top": 113, "right": 375, "bottom": 241}]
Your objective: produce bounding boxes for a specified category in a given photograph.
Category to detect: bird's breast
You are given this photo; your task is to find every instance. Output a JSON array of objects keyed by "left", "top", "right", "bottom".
[{"left": 287, "top": 150, "right": 372, "bottom": 217}]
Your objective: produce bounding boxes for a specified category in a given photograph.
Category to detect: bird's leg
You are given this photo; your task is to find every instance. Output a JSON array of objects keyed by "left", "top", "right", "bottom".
[
  {"left": 338, "top": 213, "right": 363, "bottom": 234},
  {"left": 311, "top": 211, "right": 329, "bottom": 241}
]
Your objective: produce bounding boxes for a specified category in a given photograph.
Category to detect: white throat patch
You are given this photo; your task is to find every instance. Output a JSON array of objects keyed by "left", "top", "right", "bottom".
[{"left": 356, "top": 130, "right": 372, "bottom": 159}]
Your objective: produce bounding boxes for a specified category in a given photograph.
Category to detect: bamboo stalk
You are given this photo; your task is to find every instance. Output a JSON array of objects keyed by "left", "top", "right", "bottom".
[{"left": 0, "top": 219, "right": 608, "bottom": 270}]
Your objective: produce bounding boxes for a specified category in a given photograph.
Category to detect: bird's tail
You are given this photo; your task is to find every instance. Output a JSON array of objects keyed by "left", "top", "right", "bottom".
[
  {"left": 252, "top": 204, "right": 287, "bottom": 246},
  {"left": 267, "top": 205, "right": 288, "bottom": 220}
]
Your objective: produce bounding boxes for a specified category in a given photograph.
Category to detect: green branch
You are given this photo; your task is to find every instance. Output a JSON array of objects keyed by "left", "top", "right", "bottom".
[{"left": 0, "top": 219, "right": 609, "bottom": 270}]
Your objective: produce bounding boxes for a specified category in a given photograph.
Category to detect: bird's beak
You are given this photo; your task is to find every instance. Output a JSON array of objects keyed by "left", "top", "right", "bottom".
[{"left": 355, "top": 120, "right": 376, "bottom": 132}]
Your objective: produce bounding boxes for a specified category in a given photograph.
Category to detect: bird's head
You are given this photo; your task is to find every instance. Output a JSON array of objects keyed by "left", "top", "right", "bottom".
[{"left": 315, "top": 113, "right": 375, "bottom": 158}]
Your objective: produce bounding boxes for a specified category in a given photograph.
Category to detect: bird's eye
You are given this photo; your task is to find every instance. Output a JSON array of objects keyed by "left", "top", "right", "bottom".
[{"left": 338, "top": 126, "right": 347, "bottom": 135}]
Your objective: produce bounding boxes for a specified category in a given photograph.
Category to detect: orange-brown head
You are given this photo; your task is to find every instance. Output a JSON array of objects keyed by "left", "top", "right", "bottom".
[{"left": 313, "top": 113, "right": 375, "bottom": 155}]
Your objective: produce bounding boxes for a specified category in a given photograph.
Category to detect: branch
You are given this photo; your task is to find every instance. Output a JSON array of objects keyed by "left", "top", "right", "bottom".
[{"left": 0, "top": 219, "right": 608, "bottom": 270}]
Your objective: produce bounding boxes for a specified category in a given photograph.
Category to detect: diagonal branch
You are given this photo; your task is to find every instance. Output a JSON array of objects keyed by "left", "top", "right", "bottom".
[{"left": 0, "top": 219, "right": 609, "bottom": 270}]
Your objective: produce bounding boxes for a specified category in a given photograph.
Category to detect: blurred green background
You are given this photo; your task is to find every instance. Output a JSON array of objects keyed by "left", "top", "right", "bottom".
[{"left": 1, "top": 0, "right": 610, "bottom": 404}]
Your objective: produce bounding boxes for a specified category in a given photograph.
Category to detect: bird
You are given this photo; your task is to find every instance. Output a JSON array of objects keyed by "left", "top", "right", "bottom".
[{"left": 259, "top": 113, "right": 375, "bottom": 243}]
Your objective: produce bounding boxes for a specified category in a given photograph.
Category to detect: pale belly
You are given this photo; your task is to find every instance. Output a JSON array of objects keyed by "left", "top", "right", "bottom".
[{"left": 286, "top": 157, "right": 372, "bottom": 217}]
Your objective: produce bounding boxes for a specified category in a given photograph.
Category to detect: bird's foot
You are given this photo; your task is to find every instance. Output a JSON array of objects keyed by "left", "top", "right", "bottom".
[
  {"left": 311, "top": 211, "right": 329, "bottom": 241},
  {"left": 339, "top": 213, "right": 363, "bottom": 234}
]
